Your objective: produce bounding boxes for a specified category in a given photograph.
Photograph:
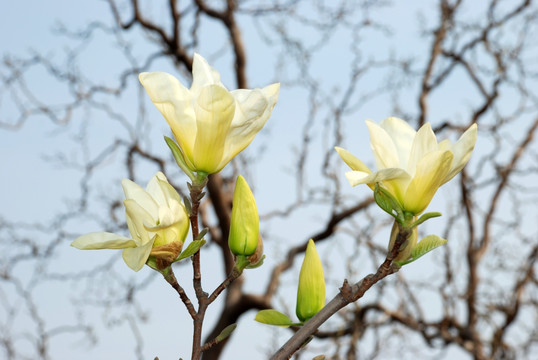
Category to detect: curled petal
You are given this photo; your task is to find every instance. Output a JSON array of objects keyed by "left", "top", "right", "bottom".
[
  {"left": 71, "top": 232, "right": 136, "bottom": 250},
  {"left": 190, "top": 53, "right": 224, "bottom": 94},
  {"left": 442, "top": 123, "right": 478, "bottom": 184},
  {"left": 221, "top": 83, "right": 280, "bottom": 171},
  {"left": 345, "top": 168, "right": 410, "bottom": 187},
  {"left": 335, "top": 147, "right": 371, "bottom": 173},
  {"left": 122, "top": 241, "right": 154, "bottom": 272},
  {"left": 231, "top": 88, "right": 268, "bottom": 124}
]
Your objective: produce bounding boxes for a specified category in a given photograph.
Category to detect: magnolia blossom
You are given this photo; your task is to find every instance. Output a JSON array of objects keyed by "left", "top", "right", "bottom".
[
  {"left": 71, "top": 172, "right": 190, "bottom": 271},
  {"left": 139, "top": 53, "right": 280, "bottom": 174},
  {"left": 336, "top": 117, "right": 477, "bottom": 215}
]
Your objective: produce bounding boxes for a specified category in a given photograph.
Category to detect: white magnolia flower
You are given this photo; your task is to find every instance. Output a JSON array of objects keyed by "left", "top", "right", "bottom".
[
  {"left": 139, "top": 53, "right": 280, "bottom": 174},
  {"left": 71, "top": 172, "right": 190, "bottom": 271},
  {"left": 336, "top": 117, "right": 477, "bottom": 215}
]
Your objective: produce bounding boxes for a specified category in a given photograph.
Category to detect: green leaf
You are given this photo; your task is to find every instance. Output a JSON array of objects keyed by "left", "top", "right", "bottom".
[
  {"left": 411, "top": 235, "right": 447, "bottom": 260},
  {"left": 215, "top": 323, "right": 237, "bottom": 342},
  {"left": 397, "top": 235, "right": 447, "bottom": 266},
  {"left": 183, "top": 196, "right": 192, "bottom": 215},
  {"left": 374, "top": 183, "right": 406, "bottom": 223},
  {"left": 165, "top": 136, "right": 195, "bottom": 181},
  {"left": 255, "top": 309, "right": 297, "bottom": 327},
  {"left": 410, "top": 212, "right": 442, "bottom": 228},
  {"left": 176, "top": 240, "right": 206, "bottom": 261},
  {"left": 196, "top": 228, "right": 208, "bottom": 241},
  {"left": 374, "top": 183, "right": 394, "bottom": 216}
]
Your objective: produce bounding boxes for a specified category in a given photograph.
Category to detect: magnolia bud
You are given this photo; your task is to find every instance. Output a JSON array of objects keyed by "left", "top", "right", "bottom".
[
  {"left": 296, "top": 239, "right": 326, "bottom": 322},
  {"left": 228, "top": 175, "right": 259, "bottom": 256}
]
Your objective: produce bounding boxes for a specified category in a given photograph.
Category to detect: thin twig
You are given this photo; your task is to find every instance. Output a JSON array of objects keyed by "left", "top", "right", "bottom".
[{"left": 270, "top": 228, "right": 409, "bottom": 359}]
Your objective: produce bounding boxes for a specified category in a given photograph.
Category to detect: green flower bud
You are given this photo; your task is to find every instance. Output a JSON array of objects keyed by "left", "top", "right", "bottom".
[
  {"left": 296, "top": 239, "right": 326, "bottom": 322},
  {"left": 228, "top": 175, "right": 259, "bottom": 257}
]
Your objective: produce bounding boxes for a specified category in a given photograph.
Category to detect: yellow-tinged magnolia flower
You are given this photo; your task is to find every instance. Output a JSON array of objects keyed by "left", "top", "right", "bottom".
[
  {"left": 139, "top": 53, "right": 280, "bottom": 174},
  {"left": 71, "top": 172, "right": 190, "bottom": 272},
  {"left": 228, "top": 175, "right": 259, "bottom": 257},
  {"left": 336, "top": 117, "right": 477, "bottom": 215},
  {"left": 296, "top": 239, "right": 326, "bottom": 322}
]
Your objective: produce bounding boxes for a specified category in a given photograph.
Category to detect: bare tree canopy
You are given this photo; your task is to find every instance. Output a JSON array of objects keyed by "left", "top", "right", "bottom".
[{"left": 1, "top": 0, "right": 537, "bottom": 359}]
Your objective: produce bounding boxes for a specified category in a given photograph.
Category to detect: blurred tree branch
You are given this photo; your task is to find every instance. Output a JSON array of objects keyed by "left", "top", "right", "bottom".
[{"left": 1, "top": 0, "right": 537, "bottom": 359}]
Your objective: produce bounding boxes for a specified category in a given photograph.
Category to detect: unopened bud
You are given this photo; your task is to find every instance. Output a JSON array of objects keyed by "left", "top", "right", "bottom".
[
  {"left": 228, "top": 175, "right": 259, "bottom": 257},
  {"left": 296, "top": 239, "right": 326, "bottom": 322}
]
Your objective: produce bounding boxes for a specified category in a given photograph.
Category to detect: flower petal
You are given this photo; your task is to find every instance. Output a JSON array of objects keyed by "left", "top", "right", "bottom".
[
  {"left": 335, "top": 147, "right": 371, "bottom": 173},
  {"left": 404, "top": 150, "right": 454, "bottom": 214},
  {"left": 407, "top": 123, "right": 438, "bottom": 176},
  {"left": 122, "top": 179, "right": 159, "bottom": 218},
  {"left": 346, "top": 167, "right": 411, "bottom": 204},
  {"left": 156, "top": 178, "right": 182, "bottom": 205},
  {"left": 218, "top": 83, "right": 280, "bottom": 171},
  {"left": 124, "top": 199, "right": 155, "bottom": 244},
  {"left": 190, "top": 53, "right": 224, "bottom": 95},
  {"left": 71, "top": 232, "right": 136, "bottom": 250},
  {"left": 366, "top": 120, "right": 400, "bottom": 169},
  {"left": 122, "top": 241, "right": 154, "bottom": 272},
  {"left": 442, "top": 123, "right": 477, "bottom": 184},
  {"left": 231, "top": 88, "right": 268, "bottom": 124},
  {"left": 378, "top": 117, "right": 416, "bottom": 168},
  {"left": 144, "top": 172, "right": 169, "bottom": 207},
  {"left": 192, "top": 84, "right": 236, "bottom": 172},
  {"left": 138, "top": 72, "right": 197, "bottom": 167},
  {"left": 345, "top": 168, "right": 410, "bottom": 187}
]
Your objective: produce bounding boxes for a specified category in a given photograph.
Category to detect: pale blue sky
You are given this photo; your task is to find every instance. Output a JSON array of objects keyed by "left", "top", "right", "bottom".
[{"left": 1, "top": 1, "right": 536, "bottom": 359}]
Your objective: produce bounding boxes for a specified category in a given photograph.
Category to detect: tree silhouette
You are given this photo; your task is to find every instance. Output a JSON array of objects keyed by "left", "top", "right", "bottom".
[{"left": 1, "top": 0, "right": 537, "bottom": 359}]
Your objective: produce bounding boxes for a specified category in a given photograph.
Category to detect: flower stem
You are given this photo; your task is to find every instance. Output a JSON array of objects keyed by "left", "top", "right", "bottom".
[
  {"left": 161, "top": 267, "right": 197, "bottom": 319},
  {"left": 188, "top": 174, "right": 208, "bottom": 360},
  {"left": 270, "top": 229, "right": 410, "bottom": 359}
]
